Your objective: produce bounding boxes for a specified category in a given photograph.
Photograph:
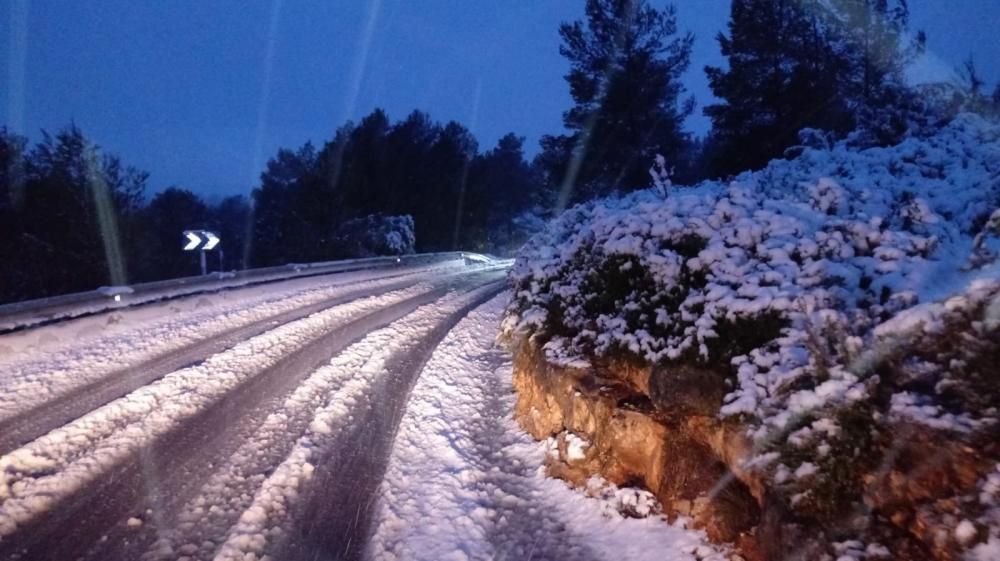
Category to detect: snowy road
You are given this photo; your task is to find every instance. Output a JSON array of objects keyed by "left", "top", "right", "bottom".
[{"left": 0, "top": 262, "right": 504, "bottom": 560}]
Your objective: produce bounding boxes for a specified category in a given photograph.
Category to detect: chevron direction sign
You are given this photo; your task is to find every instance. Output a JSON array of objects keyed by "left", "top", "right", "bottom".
[{"left": 182, "top": 230, "right": 220, "bottom": 251}]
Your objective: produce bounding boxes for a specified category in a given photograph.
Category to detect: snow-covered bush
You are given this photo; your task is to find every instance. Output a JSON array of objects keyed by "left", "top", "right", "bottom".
[
  {"left": 508, "top": 112, "right": 999, "bottom": 374},
  {"left": 506, "top": 113, "right": 1000, "bottom": 552},
  {"left": 332, "top": 214, "right": 415, "bottom": 257}
]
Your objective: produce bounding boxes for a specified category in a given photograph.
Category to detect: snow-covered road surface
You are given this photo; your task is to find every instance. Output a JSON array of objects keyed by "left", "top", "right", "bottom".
[
  {"left": 0, "top": 264, "right": 499, "bottom": 559},
  {"left": 0, "top": 262, "right": 467, "bottom": 454},
  {"left": 0, "top": 262, "right": 723, "bottom": 561}
]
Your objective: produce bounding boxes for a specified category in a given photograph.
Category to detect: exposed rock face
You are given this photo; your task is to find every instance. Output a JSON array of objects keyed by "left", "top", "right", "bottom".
[
  {"left": 512, "top": 340, "right": 762, "bottom": 549},
  {"left": 511, "top": 338, "right": 997, "bottom": 561}
]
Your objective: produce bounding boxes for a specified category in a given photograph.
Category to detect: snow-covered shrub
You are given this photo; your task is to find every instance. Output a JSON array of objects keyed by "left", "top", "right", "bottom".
[
  {"left": 506, "top": 113, "right": 1000, "bottom": 550},
  {"left": 332, "top": 214, "right": 415, "bottom": 257}
]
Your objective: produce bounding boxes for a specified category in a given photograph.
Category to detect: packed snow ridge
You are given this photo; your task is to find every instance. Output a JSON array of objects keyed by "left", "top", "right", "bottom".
[
  {"left": 0, "top": 264, "right": 462, "bottom": 423},
  {"left": 506, "top": 113, "right": 1000, "bottom": 555}
]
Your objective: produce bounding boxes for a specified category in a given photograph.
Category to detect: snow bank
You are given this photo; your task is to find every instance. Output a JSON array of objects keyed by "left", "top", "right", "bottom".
[{"left": 508, "top": 113, "right": 998, "bottom": 423}]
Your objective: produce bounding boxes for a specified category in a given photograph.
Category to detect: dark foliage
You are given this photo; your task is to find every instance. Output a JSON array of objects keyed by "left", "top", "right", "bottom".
[
  {"left": 249, "top": 110, "right": 544, "bottom": 267},
  {"left": 704, "top": 0, "right": 926, "bottom": 178},
  {"left": 0, "top": 112, "right": 543, "bottom": 304},
  {"left": 704, "top": 0, "right": 852, "bottom": 176},
  {"left": 539, "top": 0, "right": 695, "bottom": 207}
]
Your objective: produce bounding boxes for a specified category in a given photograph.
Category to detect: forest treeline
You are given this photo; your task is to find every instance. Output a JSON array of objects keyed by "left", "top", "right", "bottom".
[{"left": 2, "top": 0, "right": 999, "bottom": 304}]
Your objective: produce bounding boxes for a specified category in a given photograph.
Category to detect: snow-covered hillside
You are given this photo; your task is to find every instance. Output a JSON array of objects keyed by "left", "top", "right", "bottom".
[{"left": 505, "top": 113, "right": 1000, "bottom": 558}]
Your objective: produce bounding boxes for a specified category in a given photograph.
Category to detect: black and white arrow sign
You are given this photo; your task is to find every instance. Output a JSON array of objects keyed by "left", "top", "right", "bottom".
[{"left": 182, "top": 230, "right": 221, "bottom": 251}]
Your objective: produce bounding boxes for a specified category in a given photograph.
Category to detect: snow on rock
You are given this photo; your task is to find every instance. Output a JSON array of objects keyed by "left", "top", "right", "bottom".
[
  {"left": 565, "top": 432, "right": 590, "bottom": 462},
  {"left": 366, "top": 294, "right": 727, "bottom": 561},
  {"left": 507, "top": 113, "right": 999, "bottom": 432}
]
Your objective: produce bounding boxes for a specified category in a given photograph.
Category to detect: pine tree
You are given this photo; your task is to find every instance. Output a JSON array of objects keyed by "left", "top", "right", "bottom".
[
  {"left": 250, "top": 142, "right": 318, "bottom": 266},
  {"left": 541, "top": 0, "right": 694, "bottom": 208},
  {"left": 11, "top": 126, "right": 146, "bottom": 299},
  {"left": 704, "top": 0, "right": 851, "bottom": 177},
  {"left": 704, "top": 0, "right": 924, "bottom": 177},
  {"left": 823, "top": 0, "right": 925, "bottom": 145}
]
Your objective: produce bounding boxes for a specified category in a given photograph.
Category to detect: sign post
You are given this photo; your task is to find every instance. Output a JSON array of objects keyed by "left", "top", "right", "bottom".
[{"left": 183, "top": 230, "right": 221, "bottom": 275}]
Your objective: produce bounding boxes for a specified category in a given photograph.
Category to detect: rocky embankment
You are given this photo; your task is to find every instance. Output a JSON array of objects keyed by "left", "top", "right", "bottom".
[{"left": 510, "top": 328, "right": 998, "bottom": 561}]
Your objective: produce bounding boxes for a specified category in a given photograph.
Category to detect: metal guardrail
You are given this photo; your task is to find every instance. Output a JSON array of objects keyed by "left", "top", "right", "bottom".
[{"left": 0, "top": 251, "right": 498, "bottom": 332}]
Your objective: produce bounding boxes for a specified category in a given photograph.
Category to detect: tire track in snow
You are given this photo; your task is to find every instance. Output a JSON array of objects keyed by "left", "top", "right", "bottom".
[
  {"left": 211, "top": 281, "right": 506, "bottom": 561},
  {"left": 0, "top": 273, "right": 499, "bottom": 559},
  {"left": 0, "top": 271, "right": 449, "bottom": 456},
  {"left": 0, "top": 263, "right": 463, "bottom": 429},
  {"left": 132, "top": 281, "right": 504, "bottom": 561},
  {"left": 365, "top": 293, "right": 600, "bottom": 561}
]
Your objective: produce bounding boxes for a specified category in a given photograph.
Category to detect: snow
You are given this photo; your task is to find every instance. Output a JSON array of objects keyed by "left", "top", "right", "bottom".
[
  {"left": 889, "top": 392, "right": 988, "bottom": 433},
  {"left": 0, "top": 262, "right": 466, "bottom": 424},
  {"left": 794, "top": 462, "right": 819, "bottom": 479},
  {"left": 96, "top": 286, "right": 135, "bottom": 297},
  {"left": 1, "top": 258, "right": 435, "bottom": 332},
  {"left": 366, "top": 293, "right": 727, "bottom": 561},
  {"left": 0, "top": 281, "right": 438, "bottom": 538},
  {"left": 565, "top": 432, "right": 590, "bottom": 462},
  {"left": 510, "top": 113, "right": 998, "bottom": 364},
  {"left": 333, "top": 214, "right": 417, "bottom": 256},
  {"left": 212, "top": 283, "right": 503, "bottom": 561},
  {"left": 956, "top": 520, "right": 978, "bottom": 544},
  {"left": 507, "top": 112, "right": 1000, "bottom": 435}
]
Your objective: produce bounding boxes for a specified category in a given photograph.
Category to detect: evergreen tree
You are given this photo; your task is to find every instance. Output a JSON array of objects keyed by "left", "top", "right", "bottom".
[
  {"left": 211, "top": 195, "right": 252, "bottom": 271},
  {"left": 384, "top": 111, "right": 437, "bottom": 216},
  {"left": 472, "top": 133, "right": 542, "bottom": 250},
  {"left": 138, "top": 187, "right": 211, "bottom": 280},
  {"left": 825, "top": 0, "right": 925, "bottom": 145},
  {"left": 541, "top": 0, "right": 694, "bottom": 208},
  {"left": 0, "top": 126, "right": 147, "bottom": 301},
  {"left": 704, "top": 0, "right": 850, "bottom": 177},
  {"left": 704, "top": 0, "right": 924, "bottom": 177},
  {"left": 250, "top": 142, "right": 318, "bottom": 266},
  {"left": 338, "top": 109, "right": 391, "bottom": 218},
  {"left": 0, "top": 129, "right": 28, "bottom": 301}
]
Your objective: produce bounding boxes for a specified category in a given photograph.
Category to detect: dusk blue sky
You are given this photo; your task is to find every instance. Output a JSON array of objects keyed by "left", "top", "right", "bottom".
[{"left": 2, "top": 1, "right": 998, "bottom": 199}]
